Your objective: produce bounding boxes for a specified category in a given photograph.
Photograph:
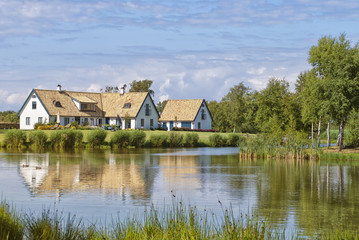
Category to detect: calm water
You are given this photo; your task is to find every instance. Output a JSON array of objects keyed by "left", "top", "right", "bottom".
[{"left": 1, "top": 147, "right": 359, "bottom": 237}]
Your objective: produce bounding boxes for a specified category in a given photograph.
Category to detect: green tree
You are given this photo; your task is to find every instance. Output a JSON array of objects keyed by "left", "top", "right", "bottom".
[
  {"left": 100, "top": 86, "right": 119, "bottom": 93},
  {"left": 156, "top": 100, "right": 168, "bottom": 114},
  {"left": 308, "top": 33, "right": 359, "bottom": 150},
  {"left": 129, "top": 80, "right": 154, "bottom": 97},
  {"left": 255, "top": 78, "right": 293, "bottom": 133},
  {"left": 0, "top": 111, "right": 19, "bottom": 123}
]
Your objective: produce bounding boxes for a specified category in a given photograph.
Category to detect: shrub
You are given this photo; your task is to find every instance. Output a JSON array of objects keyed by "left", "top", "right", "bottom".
[
  {"left": 227, "top": 133, "right": 241, "bottom": 146},
  {"left": 184, "top": 133, "right": 199, "bottom": 147},
  {"left": 71, "top": 121, "right": 79, "bottom": 129},
  {"left": 50, "top": 129, "right": 83, "bottom": 149},
  {"left": 149, "top": 134, "right": 168, "bottom": 147},
  {"left": 168, "top": 132, "right": 183, "bottom": 147},
  {"left": 111, "top": 131, "right": 131, "bottom": 148},
  {"left": 28, "top": 131, "right": 48, "bottom": 148},
  {"left": 4, "top": 130, "right": 27, "bottom": 148},
  {"left": 129, "top": 130, "right": 146, "bottom": 147},
  {"left": 87, "top": 129, "right": 107, "bottom": 148},
  {"left": 209, "top": 133, "right": 226, "bottom": 147}
]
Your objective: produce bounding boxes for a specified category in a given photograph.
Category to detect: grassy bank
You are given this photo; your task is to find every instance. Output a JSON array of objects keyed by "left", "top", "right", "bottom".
[
  {"left": 1, "top": 201, "right": 358, "bottom": 240},
  {"left": 0, "top": 129, "right": 238, "bottom": 149}
]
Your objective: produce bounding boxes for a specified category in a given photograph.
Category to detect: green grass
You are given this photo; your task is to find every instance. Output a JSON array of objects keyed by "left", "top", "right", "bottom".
[{"left": 0, "top": 129, "right": 233, "bottom": 147}]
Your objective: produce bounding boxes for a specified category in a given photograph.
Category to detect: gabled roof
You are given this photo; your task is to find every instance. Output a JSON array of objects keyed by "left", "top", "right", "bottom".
[
  {"left": 19, "top": 89, "right": 154, "bottom": 118},
  {"left": 159, "top": 99, "right": 206, "bottom": 122},
  {"left": 101, "top": 92, "right": 149, "bottom": 118}
]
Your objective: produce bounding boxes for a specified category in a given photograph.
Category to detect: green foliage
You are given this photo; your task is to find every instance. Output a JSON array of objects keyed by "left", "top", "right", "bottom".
[
  {"left": 71, "top": 121, "right": 79, "bottom": 129},
  {"left": 0, "top": 202, "right": 24, "bottom": 240},
  {"left": 28, "top": 131, "right": 48, "bottom": 149},
  {"left": 149, "top": 134, "right": 168, "bottom": 147},
  {"left": 50, "top": 129, "right": 83, "bottom": 149},
  {"left": 87, "top": 129, "right": 107, "bottom": 148},
  {"left": 4, "top": 129, "right": 27, "bottom": 148},
  {"left": 227, "top": 133, "right": 241, "bottom": 146},
  {"left": 209, "top": 134, "right": 226, "bottom": 147},
  {"left": 0, "top": 111, "right": 19, "bottom": 123},
  {"left": 184, "top": 133, "right": 199, "bottom": 147},
  {"left": 168, "top": 132, "right": 183, "bottom": 147},
  {"left": 129, "top": 79, "right": 154, "bottom": 97},
  {"left": 346, "top": 109, "right": 359, "bottom": 147},
  {"left": 111, "top": 131, "right": 131, "bottom": 148},
  {"left": 156, "top": 100, "right": 168, "bottom": 114},
  {"left": 129, "top": 130, "right": 146, "bottom": 147}
]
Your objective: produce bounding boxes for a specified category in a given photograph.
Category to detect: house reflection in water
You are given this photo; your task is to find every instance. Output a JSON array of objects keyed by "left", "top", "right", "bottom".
[{"left": 18, "top": 152, "right": 157, "bottom": 202}]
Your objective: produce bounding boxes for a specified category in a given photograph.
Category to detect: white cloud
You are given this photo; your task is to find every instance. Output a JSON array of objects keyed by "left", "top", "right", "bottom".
[
  {"left": 6, "top": 93, "right": 23, "bottom": 104},
  {"left": 87, "top": 84, "right": 101, "bottom": 92},
  {"left": 247, "top": 67, "right": 267, "bottom": 75}
]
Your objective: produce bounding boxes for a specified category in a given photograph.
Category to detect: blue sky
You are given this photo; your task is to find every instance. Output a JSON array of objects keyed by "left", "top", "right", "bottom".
[{"left": 1, "top": 0, "right": 359, "bottom": 111}]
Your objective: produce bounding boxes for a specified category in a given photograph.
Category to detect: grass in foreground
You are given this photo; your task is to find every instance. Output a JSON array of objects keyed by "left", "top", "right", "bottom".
[{"left": 1, "top": 200, "right": 359, "bottom": 239}]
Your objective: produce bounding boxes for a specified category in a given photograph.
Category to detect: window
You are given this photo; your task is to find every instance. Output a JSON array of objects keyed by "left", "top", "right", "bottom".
[
  {"left": 26, "top": 117, "right": 30, "bottom": 125},
  {"left": 141, "top": 119, "right": 144, "bottom": 127},
  {"left": 53, "top": 100, "right": 62, "bottom": 107},
  {"left": 123, "top": 102, "right": 131, "bottom": 108},
  {"left": 150, "top": 119, "right": 153, "bottom": 127},
  {"left": 32, "top": 101, "right": 36, "bottom": 109},
  {"left": 32, "top": 94, "right": 36, "bottom": 98},
  {"left": 198, "top": 122, "right": 201, "bottom": 129},
  {"left": 81, "top": 104, "right": 88, "bottom": 110},
  {"left": 201, "top": 109, "right": 206, "bottom": 120},
  {"left": 145, "top": 104, "right": 150, "bottom": 116},
  {"left": 64, "top": 117, "right": 70, "bottom": 125},
  {"left": 38, "top": 117, "right": 43, "bottom": 123}
]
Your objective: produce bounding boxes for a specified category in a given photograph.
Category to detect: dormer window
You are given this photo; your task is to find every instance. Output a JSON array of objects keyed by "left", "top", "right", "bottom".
[
  {"left": 53, "top": 100, "right": 62, "bottom": 107},
  {"left": 81, "top": 103, "right": 88, "bottom": 110},
  {"left": 123, "top": 102, "right": 131, "bottom": 108}
]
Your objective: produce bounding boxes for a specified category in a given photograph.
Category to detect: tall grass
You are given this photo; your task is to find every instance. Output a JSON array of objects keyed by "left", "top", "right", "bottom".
[
  {"left": 129, "top": 130, "right": 146, "bottom": 148},
  {"left": 209, "top": 133, "right": 226, "bottom": 147},
  {"left": 184, "top": 133, "right": 199, "bottom": 147},
  {"left": 28, "top": 130, "right": 48, "bottom": 149},
  {"left": 0, "top": 202, "right": 24, "bottom": 240},
  {"left": 86, "top": 129, "right": 107, "bottom": 148},
  {"left": 50, "top": 129, "right": 83, "bottom": 149},
  {"left": 149, "top": 134, "right": 168, "bottom": 147},
  {"left": 111, "top": 131, "right": 131, "bottom": 148},
  {"left": 4, "top": 129, "right": 27, "bottom": 148},
  {"left": 168, "top": 132, "right": 183, "bottom": 147}
]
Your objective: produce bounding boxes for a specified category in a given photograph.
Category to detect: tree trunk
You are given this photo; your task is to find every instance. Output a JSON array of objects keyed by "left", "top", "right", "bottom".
[
  {"left": 317, "top": 116, "right": 322, "bottom": 147},
  {"left": 338, "top": 118, "right": 345, "bottom": 151},
  {"left": 327, "top": 121, "right": 330, "bottom": 149},
  {"left": 311, "top": 122, "right": 314, "bottom": 148}
]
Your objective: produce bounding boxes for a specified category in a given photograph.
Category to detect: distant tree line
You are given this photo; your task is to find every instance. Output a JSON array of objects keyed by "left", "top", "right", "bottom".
[
  {"left": 0, "top": 111, "right": 18, "bottom": 123},
  {"left": 208, "top": 33, "right": 359, "bottom": 151}
]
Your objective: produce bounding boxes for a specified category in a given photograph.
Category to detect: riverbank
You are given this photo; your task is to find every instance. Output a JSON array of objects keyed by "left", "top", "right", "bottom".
[{"left": 0, "top": 129, "right": 238, "bottom": 149}]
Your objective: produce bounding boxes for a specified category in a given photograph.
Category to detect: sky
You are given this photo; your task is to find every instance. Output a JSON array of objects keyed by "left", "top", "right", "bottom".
[{"left": 1, "top": 0, "right": 359, "bottom": 111}]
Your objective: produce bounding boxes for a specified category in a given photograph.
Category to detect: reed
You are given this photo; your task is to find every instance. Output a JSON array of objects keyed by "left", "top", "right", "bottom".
[
  {"left": 184, "top": 133, "right": 199, "bottom": 147},
  {"left": 129, "top": 130, "right": 146, "bottom": 148},
  {"left": 86, "top": 129, "right": 107, "bottom": 148},
  {"left": 110, "top": 131, "right": 131, "bottom": 148},
  {"left": 28, "top": 130, "right": 48, "bottom": 149},
  {"left": 148, "top": 134, "right": 169, "bottom": 147},
  {"left": 0, "top": 202, "right": 24, "bottom": 240},
  {"left": 168, "top": 132, "right": 183, "bottom": 147},
  {"left": 4, "top": 129, "right": 27, "bottom": 148},
  {"left": 50, "top": 129, "right": 83, "bottom": 149}
]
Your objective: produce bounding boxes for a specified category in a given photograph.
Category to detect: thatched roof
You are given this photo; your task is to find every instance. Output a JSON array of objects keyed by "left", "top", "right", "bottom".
[
  {"left": 31, "top": 89, "right": 149, "bottom": 118},
  {"left": 159, "top": 99, "right": 204, "bottom": 122}
]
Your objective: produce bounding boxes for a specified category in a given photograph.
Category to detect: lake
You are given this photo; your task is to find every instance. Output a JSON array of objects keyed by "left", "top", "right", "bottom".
[{"left": 0, "top": 147, "right": 358, "bottom": 238}]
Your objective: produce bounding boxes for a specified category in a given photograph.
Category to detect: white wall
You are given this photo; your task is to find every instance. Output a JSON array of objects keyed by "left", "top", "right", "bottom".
[
  {"left": 20, "top": 93, "right": 49, "bottom": 129},
  {"left": 135, "top": 95, "right": 159, "bottom": 129},
  {"left": 193, "top": 104, "right": 212, "bottom": 129}
]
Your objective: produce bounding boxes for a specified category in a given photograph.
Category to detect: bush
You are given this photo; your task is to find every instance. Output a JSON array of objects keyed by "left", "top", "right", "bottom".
[
  {"left": 129, "top": 130, "right": 146, "bottom": 147},
  {"left": 111, "top": 131, "right": 131, "bottom": 148},
  {"left": 184, "top": 133, "right": 199, "bottom": 147},
  {"left": 50, "top": 129, "right": 83, "bottom": 149},
  {"left": 209, "top": 133, "right": 226, "bottom": 147},
  {"left": 87, "top": 129, "right": 107, "bottom": 148},
  {"left": 28, "top": 131, "right": 48, "bottom": 148},
  {"left": 4, "top": 130, "right": 27, "bottom": 148},
  {"left": 168, "top": 133, "right": 183, "bottom": 147},
  {"left": 71, "top": 121, "right": 79, "bottom": 129},
  {"left": 149, "top": 134, "right": 168, "bottom": 147},
  {"left": 227, "top": 133, "right": 241, "bottom": 146}
]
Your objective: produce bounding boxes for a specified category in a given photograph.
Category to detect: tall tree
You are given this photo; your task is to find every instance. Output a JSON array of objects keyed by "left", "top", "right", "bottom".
[
  {"left": 100, "top": 86, "right": 119, "bottom": 93},
  {"left": 156, "top": 100, "right": 168, "bottom": 114},
  {"left": 308, "top": 34, "right": 359, "bottom": 150},
  {"left": 129, "top": 80, "right": 154, "bottom": 97}
]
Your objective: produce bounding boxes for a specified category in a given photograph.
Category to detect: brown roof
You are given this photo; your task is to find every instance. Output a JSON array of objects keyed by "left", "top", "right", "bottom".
[
  {"left": 33, "top": 89, "right": 149, "bottom": 118},
  {"left": 159, "top": 99, "right": 204, "bottom": 122},
  {"left": 101, "top": 92, "right": 148, "bottom": 118}
]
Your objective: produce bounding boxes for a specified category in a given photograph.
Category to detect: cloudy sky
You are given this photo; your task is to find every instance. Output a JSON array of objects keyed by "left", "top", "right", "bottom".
[{"left": 1, "top": 0, "right": 359, "bottom": 111}]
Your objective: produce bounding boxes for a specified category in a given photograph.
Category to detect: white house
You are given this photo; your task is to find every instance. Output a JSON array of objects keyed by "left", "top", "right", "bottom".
[
  {"left": 158, "top": 99, "right": 212, "bottom": 131},
  {"left": 18, "top": 85, "right": 159, "bottom": 130}
]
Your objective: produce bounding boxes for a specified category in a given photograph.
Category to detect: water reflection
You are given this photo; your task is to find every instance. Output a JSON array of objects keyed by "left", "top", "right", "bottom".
[{"left": 1, "top": 148, "right": 359, "bottom": 237}]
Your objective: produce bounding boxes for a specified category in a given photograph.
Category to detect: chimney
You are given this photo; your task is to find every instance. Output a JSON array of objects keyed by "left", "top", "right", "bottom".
[
  {"left": 120, "top": 84, "right": 126, "bottom": 95},
  {"left": 57, "top": 84, "right": 62, "bottom": 91}
]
